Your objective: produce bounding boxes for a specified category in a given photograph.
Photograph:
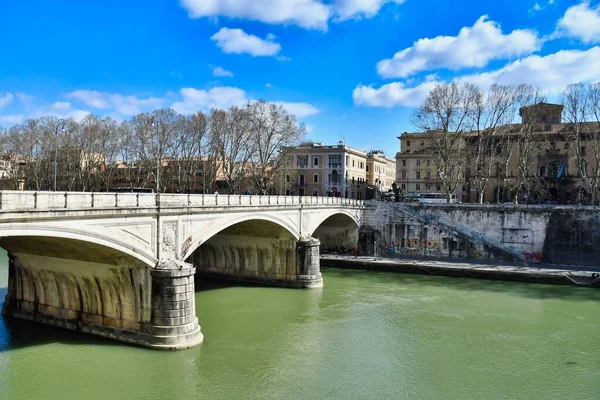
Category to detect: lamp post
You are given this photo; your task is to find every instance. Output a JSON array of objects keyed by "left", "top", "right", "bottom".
[
  {"left": 54, "top": 119, "right": 66, "bottom": 191},
  {"left": 150, "top": 111, "right": 161, "bottom": 193}
]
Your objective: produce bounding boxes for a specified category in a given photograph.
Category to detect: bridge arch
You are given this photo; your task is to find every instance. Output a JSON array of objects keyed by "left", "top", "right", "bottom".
[
  {"left": 0, "top": 225, "right": 157, "bottom": 267},
  {"left": 309, "top": 211, "right": 360, "bottom": 251},
  {"left": 181, "top": 213, "right": 300, "bottom": 261}
]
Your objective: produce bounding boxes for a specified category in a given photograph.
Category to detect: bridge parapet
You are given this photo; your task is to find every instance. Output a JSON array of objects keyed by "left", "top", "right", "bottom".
[{"left": 0, "top": 191, "right": 364, "bottom": 211}]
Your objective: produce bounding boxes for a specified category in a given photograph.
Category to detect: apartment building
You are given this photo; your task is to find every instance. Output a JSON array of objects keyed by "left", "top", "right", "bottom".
[
  {"left": 366, "top": 150, "right": 396, "bottom": 191},
  {"left": 282, "top": 142, "right": 368, "bottom": 199},
  {"left": 396, "top": 102, "right": 600, "bottom": 203},
  {"left": 395, "top": 134, "right": 444, "bottom": 196}
]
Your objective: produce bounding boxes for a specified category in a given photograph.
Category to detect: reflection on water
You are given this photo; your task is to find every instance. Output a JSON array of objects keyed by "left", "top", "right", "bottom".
[{"left": 0, "top": 249, "right": 599, "bottom": 400}]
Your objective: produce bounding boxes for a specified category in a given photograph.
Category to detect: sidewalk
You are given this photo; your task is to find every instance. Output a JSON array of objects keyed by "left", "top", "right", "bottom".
[{"left": 320, "top": 254, "right": 600, "bottom": 288}]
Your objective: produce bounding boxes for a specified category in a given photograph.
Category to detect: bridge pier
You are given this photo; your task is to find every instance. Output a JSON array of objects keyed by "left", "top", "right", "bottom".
[
  {"left": 1, "top": 241, "right": 202, "bottom": 350},
  {"left": 190, "top": 235, "right": 323, "bottom": 289}
]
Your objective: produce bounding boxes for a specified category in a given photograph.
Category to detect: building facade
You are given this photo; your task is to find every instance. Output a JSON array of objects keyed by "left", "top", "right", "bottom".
[
  {"left": 396, "top": 102, "right": 600, "bottom": 204},
  {"left": 366, "top": 150, "right": 396, "bottom": 192},
  {"left": 395, "top": 134, "right": 444, "bottom": 196},
  {"left": 283, "top": 142, "right": 368, "bottom": 199}
]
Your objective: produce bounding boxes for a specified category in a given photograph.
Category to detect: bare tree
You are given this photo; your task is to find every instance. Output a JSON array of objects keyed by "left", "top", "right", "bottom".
[
  {"left": 246, "top": 100, "right": 306, "bottom": 194},
  {"left": 411, "top": 82, "right": 479, "bottom": 202},
  {"left": 468, "top": 84, "right": 520, "bottom": 203},
  {"left": 512, "top": 84, "right": 547, "bottom": 204},
  {"left": 168, "top": 111, "right": 207, "bottom": 193},
  {"left": 577, "top": 82, "right": 600, "bottom": 204},
  {"left": 210, "top": 107, "right": 253, "bottom": 194}
]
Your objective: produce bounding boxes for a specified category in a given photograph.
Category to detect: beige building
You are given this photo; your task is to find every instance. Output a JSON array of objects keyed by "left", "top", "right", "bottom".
[
  {"left": 366, "top": 150, "right": 396, "bottom": 191},
  {"left": 396, "top": 134, "right": 443, "bottom": 195},
  {"left": 283, "top": 142, "right": 368, "bottom": 199},
  {"left": 396, "top": 102, "right": 600, "bottom": 203}
]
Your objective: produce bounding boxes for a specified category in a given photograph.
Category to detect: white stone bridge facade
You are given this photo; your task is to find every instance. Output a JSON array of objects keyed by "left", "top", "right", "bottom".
[{"left": 0, "top": 191, "right": 364, "bottom": 350}]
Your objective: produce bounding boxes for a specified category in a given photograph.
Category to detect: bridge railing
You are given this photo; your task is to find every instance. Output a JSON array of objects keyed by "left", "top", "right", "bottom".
[{"left": 0, "top": 191, "right": 364, "bottom": 211}]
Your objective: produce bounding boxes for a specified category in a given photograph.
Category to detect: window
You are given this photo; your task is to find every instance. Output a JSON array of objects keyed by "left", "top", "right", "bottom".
[
  {"left": 581, "top": 146, "right": 586, "bottom": 154},
  {"left": 426, "top": 183, "right": 431, "bottom": 190},
  {"left": 352, "top": 159, "right": 355, "bottom": 167},
  {"left": 299, "top": 175, "right": 305, "bottom": 185},
  {"left": 352, "top": 177, "right": 355, "bottom": 184},
  {"left": 420, "top": 140, "right": 424, "bottom": 146},
  {"left": 314, "top": 157, "right": 319, "bottom": 166},
  {"left": 540, "top": 166, "right": 546, "bottom": 176},
  {"left": 329, "top": 155, "right": 342, "bottom": 168},
  {"left": 406, "top": 140, "right": 411, "bottom": 147},
  {"left": 312, "top": 189, "right": 318, "bottom": 196},
  {"left": 416, "top": 171, "right": 421, "bottom": 179},
  {"left": 285, "top": 189, "right": 291, "bottom": 195},
  {"left": 286, "top": 157, "right": 292, "bottom": 167},
  {"left": 360, "top": 162, "right": 364, "bottom": 169},
  {"left": 286, "top": 175, "right": 290, "bottom": 183},
  {"left": 564, "top": 143, "right": 569, "bottom": 149},
  {"left": 402, "top": 159, "right": 406, "bottom": 166},
  {"left": 426, "top": 159, "right": 430, "bottom": 166},
  {"left": 401, "top": 184, "right": 406, "bottom": 190},
  {"left": 366, "top": 165, "right": 369, "bottom": 172},
  {"left": 426, "top": 171, "right": 431, "bottom": 179},
  {"left": 345, "top": 155, "right": 350, "bottom": 165},
  {"left": 313, "top": 174, "right": 319, "bottom": 183},
  {"left": 297, "top": 155, "right": 308, "bottom": 167},
  {"left": 416, "top": 160, "right": 421, "bottom": 166},
  {"left": 416, "top": 184, "right": 421, "bottom": 191},
  {"left": 401, "top": 171, "right": 407, "bottom": 179}
]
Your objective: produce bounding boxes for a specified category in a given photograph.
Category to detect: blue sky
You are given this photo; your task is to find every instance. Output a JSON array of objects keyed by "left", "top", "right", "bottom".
[{"left": 1, "top": 0, "right": 599, "bottom": 156}]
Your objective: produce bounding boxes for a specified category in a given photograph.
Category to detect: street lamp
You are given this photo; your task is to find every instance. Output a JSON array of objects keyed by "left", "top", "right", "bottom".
[
  {"left": 54, "top": 119, "right": 66, "bottom": 191},
  {"left": 150, "top": 111, "right": 161, "bottom": 194}
]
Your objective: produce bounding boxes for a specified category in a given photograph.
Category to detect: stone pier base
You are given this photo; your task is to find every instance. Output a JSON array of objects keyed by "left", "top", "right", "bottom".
[
  {"left": 191, "top": 236, "right": 323, "bottom": 289},
  {"left": 296, "top": 238, "right": 323, "bottom": 288},
  {"left": 148, "top": 260, "right": 203, "bottom": 349},
  {"left": 1, "top": 252, "right": 202, "bottom": 350}
]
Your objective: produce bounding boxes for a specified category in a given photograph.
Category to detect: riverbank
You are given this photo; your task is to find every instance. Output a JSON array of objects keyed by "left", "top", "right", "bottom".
[{"left": 321, "top": 254, "right": 600, "bottom": 288}]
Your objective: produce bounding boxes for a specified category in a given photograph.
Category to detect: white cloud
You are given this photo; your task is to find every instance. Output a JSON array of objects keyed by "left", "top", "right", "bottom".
[
  {"left": 52, "top": 101, "right": 71, "bottom": 111},
  {"left": 333, "top": 0, "right": 405, "bottom": 21},
  {"left": 67, "top": 90, "right": 165, "bottom": 115},
  {"left": 530, "top": 3, "right": 542, "bottom": 12},
  {"left": 460, "top": 46, "right": 600, "bottom": 95},
  {"left": 172, "top": 86, "right": 249, "bottom": 114},
  {"left": 31, "top": 101, "right": 90, "bottom": 122},
  {"left": 353, "top": 80, "right": 439, "bottom": 107},
  {"left": 180, "top": 0, "right": 405, "bottom": 29},
  {"left": 556, "top": 1, "right": 600, "bottom": 43},
  {"left": 0, "top": 93, "right": 14, "bottom": 109},
  {"left": 0, "top": 114, "right": 25, "bottom": 126},
  {"left": 180, "top": 0, "right": 330, "bottom": 30},
  {"left": 211, "top": 28, "right": 281, "bottom": 57},
  {"left": 377, "top": 16, "right": 541, "bottom": 78},
  {"left": 211, "top": 65, "right": 234, "bottom": 77},
  {"left": 354, "top": 46, "right": 600, "bottom": 108},
  {"left": 265, "top": 83, "right": 273, "bottom": 88},
  {"left": 274, "top": 102, "right": 320, "bottom": 118}
]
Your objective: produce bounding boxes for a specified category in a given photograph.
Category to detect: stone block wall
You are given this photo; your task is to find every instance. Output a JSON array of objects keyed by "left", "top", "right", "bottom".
[{"left": 362, "top": 202, "right": 600, "bottom": 266}]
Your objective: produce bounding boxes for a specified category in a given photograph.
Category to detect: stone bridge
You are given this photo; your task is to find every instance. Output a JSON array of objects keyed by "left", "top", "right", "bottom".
[{"left": 0, "top": 191, "right": 364, "bottom": 350}]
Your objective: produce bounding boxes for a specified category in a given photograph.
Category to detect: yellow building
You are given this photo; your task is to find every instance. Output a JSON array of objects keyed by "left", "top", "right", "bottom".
[
  {"left": 283, "top": 142, "right": 368, "bottom": 199},
  {"left": 366, "top": 150, "right": 396, "bottom": 191}
]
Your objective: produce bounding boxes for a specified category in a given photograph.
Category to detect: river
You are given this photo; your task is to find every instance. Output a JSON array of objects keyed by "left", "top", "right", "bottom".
[{"left": 0, "top": 250, "right": 599, "bottom": 399}]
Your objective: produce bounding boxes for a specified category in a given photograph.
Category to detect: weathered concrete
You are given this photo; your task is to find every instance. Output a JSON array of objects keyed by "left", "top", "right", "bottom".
[
  {"left": 321, "top": 254, "right": 600, "bottom": 287},
  {"left": 363, "top": 202, "right": 600, "bottom": 267},
  {"left": 0, "top": 237, "right": 202, "bottom": 349},
  {"left": 0, "top": 191, "right": 362, "bottom": 349},
  {"left": 361, "top": 202, "right": 516, "bottom": 262}
]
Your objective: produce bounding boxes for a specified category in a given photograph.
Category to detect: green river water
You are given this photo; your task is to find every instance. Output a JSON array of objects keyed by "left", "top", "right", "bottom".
[{"left": 0, "top": 250, "right": 599, "bottom": 400}]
